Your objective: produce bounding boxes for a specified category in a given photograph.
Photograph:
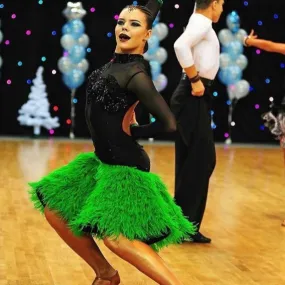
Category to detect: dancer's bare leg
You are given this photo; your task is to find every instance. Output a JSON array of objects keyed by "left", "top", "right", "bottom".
[
  {"left": 280, "top": 145, "right": 285, "bottom": 227},
  {"left": 44, "top": 207, "right": 117, "bottom": 279},
  {"left": 104, "top": 235, "right": 184, "bottom": 285}
]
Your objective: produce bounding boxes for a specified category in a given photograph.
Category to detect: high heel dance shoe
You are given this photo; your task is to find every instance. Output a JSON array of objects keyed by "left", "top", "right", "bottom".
[{"left": 92, "top": 271, "right": 120, "bottom": 285}]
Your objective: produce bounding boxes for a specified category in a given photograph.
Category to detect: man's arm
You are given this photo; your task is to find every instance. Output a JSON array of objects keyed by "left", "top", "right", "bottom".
[{"left": 174, "top": 14, "right": 211, "bottom": 96}]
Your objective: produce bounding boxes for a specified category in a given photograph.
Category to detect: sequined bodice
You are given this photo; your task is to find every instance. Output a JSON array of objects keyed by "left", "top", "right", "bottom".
[
  {"left": 85, "top": 53, "right": 151, "bottom": 171},
  {"left": 85, "top": 52, "right": 175, "bottom": 171}
]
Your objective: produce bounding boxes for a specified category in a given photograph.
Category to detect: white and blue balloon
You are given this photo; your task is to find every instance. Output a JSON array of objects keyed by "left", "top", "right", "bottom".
[
  {"left": 58, "top": 2, "right": 89, "bottom": 90},
  {"left": 218, "top": 11, "right": 250, "bottom": 101},
  {"left": 144, "top": 13, "right": 169, "bottom": 92},
  {"left": 218, "top": 11, "right": 250, "bottom": 144}
]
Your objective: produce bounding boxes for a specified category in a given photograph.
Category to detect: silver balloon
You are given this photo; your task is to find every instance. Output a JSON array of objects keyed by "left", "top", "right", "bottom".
[
  {"left": 0, "top": 56, "right": 2, "bottom": 68},
  {"left": 76, "top": 58, "right": 89, "bottom": 73},
  {"left": 152, "top": 23, "right": 168, "bottom": 41},
  {"left": 0, "top": 30, "right": 3, "bottom": 43},
  {"left": 143, "top": 52, "right": 154, "bottom": 61},
  {"left": 58, "top": 57, "right": 74, "bottom": 73},
  {"left": 227, "top": 85, "right": 237, "bottom": 100},
  {"left": 77, "top": 34, "right": 89, "bottom": 47},
  {"left": 63, "top": 2, "right": 87, "bottom": 20},
  {"left": 234, "top": 29, "right": 248, "bottom": 43},
  {"left": 234, "top": 80, "right": 250, "bottom": 99},
  {"left": 60, "top": 34, "right": 76, "bottom": 51},
  {"left": 218, "top": 29, "right": 234, "bottom": 46},
  {"left": 153, "top": 47, "right": 168, "bottom": 64},
  {"left": 154, "top": 74, "right": 168, "bottom": 92},
  {"left": 219, "top": 53, "right": 232, "bottom": 69},
  {"left": 235, "top": 54, "right": 248, "bottom": 70}
]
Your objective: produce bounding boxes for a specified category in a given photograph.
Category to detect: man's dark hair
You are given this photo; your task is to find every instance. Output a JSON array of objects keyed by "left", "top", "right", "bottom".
[{"left": 196, "top": 0, "right": 217, "bottom": 10}]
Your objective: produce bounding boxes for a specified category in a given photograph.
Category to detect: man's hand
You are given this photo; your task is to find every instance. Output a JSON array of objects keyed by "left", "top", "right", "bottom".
[{"left": 191, "top": 80, "right": 205, "bottom": 96}]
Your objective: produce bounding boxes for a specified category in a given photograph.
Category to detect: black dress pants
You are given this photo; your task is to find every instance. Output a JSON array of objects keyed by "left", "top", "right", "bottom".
[{"left": 170, "top": 74, "right": 216, "bottom": 231}]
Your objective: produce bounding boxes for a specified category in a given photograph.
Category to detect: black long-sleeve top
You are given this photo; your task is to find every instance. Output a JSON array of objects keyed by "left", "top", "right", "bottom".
[{"left": 85, "top": 53, "right": 176, "bottom": 172}]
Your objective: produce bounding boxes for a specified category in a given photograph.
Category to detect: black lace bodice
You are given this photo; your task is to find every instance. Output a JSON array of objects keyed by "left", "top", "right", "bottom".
[{"left": 85, "top": 52, "right": 176, "bottom": 171}]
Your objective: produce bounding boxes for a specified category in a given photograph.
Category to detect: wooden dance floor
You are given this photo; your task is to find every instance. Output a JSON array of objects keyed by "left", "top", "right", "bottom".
[{"left": 1, "top": 138, "right": 285, "bottom": 285}]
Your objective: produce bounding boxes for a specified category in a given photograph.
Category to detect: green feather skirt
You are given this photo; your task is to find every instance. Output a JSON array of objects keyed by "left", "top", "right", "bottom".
[{"left": 28, "top": 152, "right": 196, "bottom": 252}]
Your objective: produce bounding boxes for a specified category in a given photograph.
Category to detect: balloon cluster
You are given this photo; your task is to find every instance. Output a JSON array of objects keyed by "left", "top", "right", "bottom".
[
  {"left": 58, "top": 2, "right": 89, "bottom": 90},
  {"left": 218, "top": 11, "right": 250, "bottom": 144},
  {"left": 58, "top": 2, "right": 89, "bottom": 139},
  {"left": 218, "top": 11, "right": 250, "bottom": 101},
  {"left": 144, "top": 13, "right": 169, "bottom": 92},
  {"left": 0, "top": 19, "right": 3, "bottom": 75}
]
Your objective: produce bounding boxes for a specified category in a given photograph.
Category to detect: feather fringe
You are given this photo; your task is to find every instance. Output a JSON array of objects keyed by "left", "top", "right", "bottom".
[{"left": 28, "top": 152, "right": 196, "bottom": 252}]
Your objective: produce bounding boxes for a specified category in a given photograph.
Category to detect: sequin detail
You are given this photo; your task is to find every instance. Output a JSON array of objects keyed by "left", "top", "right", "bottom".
[
  {"left": 86, "top": 64, "right": 129, "bottom": 113},
  {"left": 112, "top": 53, "right": 144, "bottom": 64}
]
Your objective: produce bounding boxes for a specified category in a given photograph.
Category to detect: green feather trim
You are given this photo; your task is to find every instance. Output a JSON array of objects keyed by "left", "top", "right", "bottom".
[
  {"left": 28, "top": 152, "right": 196, "bottom": 252},
  {"left": 157, "top": 0, "right": 163, "bottom": 5}
]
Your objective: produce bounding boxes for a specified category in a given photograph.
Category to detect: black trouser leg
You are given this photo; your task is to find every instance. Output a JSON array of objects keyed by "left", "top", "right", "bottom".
[{"left": 171, "top": 77, "right": 216, "bottom": 231}]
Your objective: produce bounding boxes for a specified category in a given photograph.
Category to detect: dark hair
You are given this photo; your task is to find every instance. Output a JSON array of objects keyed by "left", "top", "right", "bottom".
[
  {"left": 125, "top": 5, "right": 154, "bottom": 29},
  {"left": 124, "top": 5, "right": 154, "bottom": 53},
  {"left": 195, "top": 0, "right": 217, "bottom": 10}
]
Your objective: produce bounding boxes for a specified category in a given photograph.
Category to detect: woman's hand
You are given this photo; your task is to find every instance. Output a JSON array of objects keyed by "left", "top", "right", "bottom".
[
  {"left": 244, "top": 29, "right": 258, "bottom": 46},
  {"left": 122, "top": 101, "right": 139, "bottom": 136}
]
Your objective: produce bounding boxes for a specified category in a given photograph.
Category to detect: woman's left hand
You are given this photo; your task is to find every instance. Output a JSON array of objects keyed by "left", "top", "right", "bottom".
[{"left": 244, "top": 29, "right": 258, "bottom": 46}]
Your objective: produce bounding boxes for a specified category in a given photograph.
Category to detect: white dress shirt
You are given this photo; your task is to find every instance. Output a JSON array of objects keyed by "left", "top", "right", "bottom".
[{"left": 174, "top": 13, "right": 220, "bottom": 80}]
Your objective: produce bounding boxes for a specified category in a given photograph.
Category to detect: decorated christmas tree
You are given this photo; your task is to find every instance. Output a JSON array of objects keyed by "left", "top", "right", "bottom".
[{"left": 18, "top": 66, "right": 60, "bottom": 136}]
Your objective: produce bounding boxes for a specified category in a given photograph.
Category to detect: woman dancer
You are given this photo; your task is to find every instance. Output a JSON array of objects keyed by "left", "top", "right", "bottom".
[
  {"left": 244, "top": 30, "right": 285, "bottom": 226},
  {"left": 28, "top": 1, "right": 196, "bottom": 284}
]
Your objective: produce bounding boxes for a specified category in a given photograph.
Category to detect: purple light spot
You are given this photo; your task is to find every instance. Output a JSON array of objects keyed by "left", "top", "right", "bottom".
[
  {"left": 11, "top": 14, "right": 16, "bottom": 19},
  {"left": 114, "top": 14, "right": 119, "bottom": 20},
  {"left": 7, "top": 79, "right": 12, "bottom": 85},
  {"left": 256, "top": 49, "right": 261, "bottom": 55},
  {"left": 169, "top": 23, "right": 174, "bottom": 28},
  {"left": 224, "top": 133, "right": 229, "bottom": 138},
  {"left": 26, "top": 30, "right": 32, "bottom": 36},
  {"left": 90, "top": 7, "right": 95, "bottom": 12},
  {"left": 255, "top": 104, "right": 260, "bottom": 109},
  {"left": 5, "top": 40, "right": 10, "bottom": 45}
]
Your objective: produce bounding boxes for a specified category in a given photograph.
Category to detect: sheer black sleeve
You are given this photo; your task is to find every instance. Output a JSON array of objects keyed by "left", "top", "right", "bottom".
[{"left": 127, "top": 71, "right": 177, "bottom": 139}]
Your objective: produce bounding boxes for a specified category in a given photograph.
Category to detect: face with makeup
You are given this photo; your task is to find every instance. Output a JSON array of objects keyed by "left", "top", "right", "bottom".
[{"left": 115, "top": 7, "right": 152, "bottom": 54}]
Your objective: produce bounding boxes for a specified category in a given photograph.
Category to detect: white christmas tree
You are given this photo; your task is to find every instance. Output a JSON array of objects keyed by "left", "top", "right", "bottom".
[{"left": 18, "top": 66, "right": 60, "bottom": 136}]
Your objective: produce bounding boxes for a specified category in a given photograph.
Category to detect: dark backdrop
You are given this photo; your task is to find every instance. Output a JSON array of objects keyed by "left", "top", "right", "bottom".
[{"left": 1, "top": 0, "right": 285, "bottom": 143}]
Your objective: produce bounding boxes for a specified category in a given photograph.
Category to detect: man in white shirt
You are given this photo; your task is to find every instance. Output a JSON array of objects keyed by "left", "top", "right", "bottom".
[{"left": 170, "top": 0, "right": 224, "bottom": 243}]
